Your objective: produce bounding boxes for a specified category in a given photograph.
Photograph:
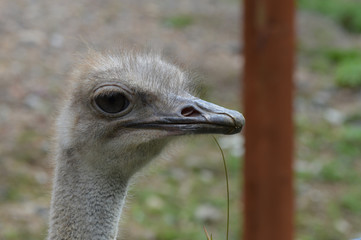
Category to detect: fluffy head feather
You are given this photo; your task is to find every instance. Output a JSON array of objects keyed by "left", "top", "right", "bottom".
[
  {"left": 56, "top": 50, "right": 197, "bottom": 178},
  {"left": 71, "top": 50, "right": 195, "bottom": 100}
]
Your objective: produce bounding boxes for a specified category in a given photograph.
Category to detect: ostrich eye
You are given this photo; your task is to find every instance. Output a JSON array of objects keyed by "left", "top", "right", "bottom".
[{"left": 94, "top": 92, "right": 130, "bottom": 114}]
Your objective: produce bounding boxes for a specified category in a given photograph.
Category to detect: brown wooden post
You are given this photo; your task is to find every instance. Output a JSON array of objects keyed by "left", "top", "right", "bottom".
[{"left": 242, "top": 0, "right": 295, "bottom": 240}]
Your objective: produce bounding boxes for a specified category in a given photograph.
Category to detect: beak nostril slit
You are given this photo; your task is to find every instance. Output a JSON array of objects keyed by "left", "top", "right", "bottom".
[{"left": 181, "top": 106, "right": 201, "bottom": 117}]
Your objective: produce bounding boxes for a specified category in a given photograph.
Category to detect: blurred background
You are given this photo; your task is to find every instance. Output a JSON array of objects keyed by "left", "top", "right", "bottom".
[{"left": 0, "top": 0, "right": 360, "bottom": 239}]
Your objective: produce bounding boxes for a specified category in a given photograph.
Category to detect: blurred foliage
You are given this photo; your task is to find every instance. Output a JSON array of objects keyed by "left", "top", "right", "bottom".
[
  {"left": 319, "top": 159, "right": 359, "bottom": 183},
  {"left": 4, "top": 229, "right": 38, "bottom": 240},
  {"left": 163, "top": 15, "right": 194, "bottom": 29},
  {"left": 297, "top": 119, "right": 361, "bottom": 182},
  {"left": 341, "top": 188, "right": 361, "bottom": 214},
  {"left": 14, "top": 128, "right": 48, "bottom": 165},
  {"left": 296, "top": 112, "right": 361, "bottom": 238},
  {"left": 303, "top": 47, "right": 361, "bottom": 88},
  {"left": 335, "top": 59, "right": 361, "bottom": 88},
  {"left": 335, "top": 126, "right": 361, "bottom": 157},
  {"left": 125, "top": 136, "right": 241, "bottom": 240},
  {"left": 299, "top": 0, "right": 361, "bottom": 33}
]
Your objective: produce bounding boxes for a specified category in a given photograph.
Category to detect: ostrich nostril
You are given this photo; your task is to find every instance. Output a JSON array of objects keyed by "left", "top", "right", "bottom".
[{"left": 181, "top": 106, "right": 201, "bottom": 117}]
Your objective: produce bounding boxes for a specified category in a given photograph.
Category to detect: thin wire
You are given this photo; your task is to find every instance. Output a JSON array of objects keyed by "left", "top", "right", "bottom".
[{"left": 212, "top": 136, "right": 229, "bottom": 240}]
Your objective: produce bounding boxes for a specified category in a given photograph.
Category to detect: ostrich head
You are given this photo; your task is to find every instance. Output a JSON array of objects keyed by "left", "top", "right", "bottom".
[{"left": 55, "top": 51, "right": 244, "bottom": 180}]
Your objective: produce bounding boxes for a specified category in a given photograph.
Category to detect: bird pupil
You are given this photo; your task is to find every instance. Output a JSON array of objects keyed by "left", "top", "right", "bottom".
[{"left": 95, "top": 92, "right": 129, "bottom": 114}]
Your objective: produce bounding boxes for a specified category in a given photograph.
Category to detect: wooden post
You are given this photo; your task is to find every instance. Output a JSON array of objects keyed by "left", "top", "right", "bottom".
[{"left": 242, "top": 0, "right": 295, "bottom": 240}]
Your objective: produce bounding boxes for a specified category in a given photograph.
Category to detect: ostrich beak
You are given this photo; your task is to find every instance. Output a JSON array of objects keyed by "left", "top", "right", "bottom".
[{"left": 128, "top": 97, "right": 245, "bottom": 135}]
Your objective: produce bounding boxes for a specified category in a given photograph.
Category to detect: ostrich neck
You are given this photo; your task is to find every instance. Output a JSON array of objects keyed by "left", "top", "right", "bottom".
[{"left": 47, "top": 152, "right": 128, "bottom": 240}]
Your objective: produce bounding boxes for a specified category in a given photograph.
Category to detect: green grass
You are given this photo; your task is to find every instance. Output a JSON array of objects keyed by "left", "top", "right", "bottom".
[
  {"left": 335, "top": 125, "right": 361, "bottom": 157},
  {"left": 302, "top": 47, "right": 361, "bottom": 88},
  {"left": 345, "top": 113, "right": 361, "bottom": 125},
  {"left": 296, "top": 113, "right": 361, "bottom": 239},
  {"left": 297, "top": 118, "right": 361, "bottom": 183},
  {"left": 335, "top": 59, "right": 361, "bottom": 88},
  {"left": 163, "top": 15, "right": 194, "bottom": 29},
  {"left": 299, "top": 0, "right": 361, "bottom": 33},
  {"left": 322, "top": 48, "right": 361, "bottom": 63},
  {"left": 125, "top": 136, "right": 241, "bottom": 240},
  {"left": 1, "top": 174, "right": 39, "bottom": 202},
  {"left": 3, "top": 229, "right": 39, "bottom": 240},
  {"left": 14, "top": 128, "right": 48, "bottom": 165},
  {"left": 319, "top": 159, "right": 360, "bottom": 183},
  {"left": 341, "top": 188, "right": 361, "bottom": 214}
]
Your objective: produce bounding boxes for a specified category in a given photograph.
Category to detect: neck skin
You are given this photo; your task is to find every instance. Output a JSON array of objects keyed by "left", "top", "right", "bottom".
[{"left": 47, "top": 151, "right": 128, "bottom": 240}]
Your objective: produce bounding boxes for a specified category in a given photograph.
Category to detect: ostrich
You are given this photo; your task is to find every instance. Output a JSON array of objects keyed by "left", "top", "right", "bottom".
[{"left": 47, "top": 50, "right": 244, "bottom": 240}]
